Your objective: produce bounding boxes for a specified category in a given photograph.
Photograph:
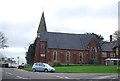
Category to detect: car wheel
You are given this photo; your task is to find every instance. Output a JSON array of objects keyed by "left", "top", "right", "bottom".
[
  {"left": 32, "top": 68, "right": 36, "bottom": 72},
  {"left": 44, "top": 69, "right": 48, "bottom": 72},
  {"left": 51, "top": 71, "right": 55, "bottom": 73}
]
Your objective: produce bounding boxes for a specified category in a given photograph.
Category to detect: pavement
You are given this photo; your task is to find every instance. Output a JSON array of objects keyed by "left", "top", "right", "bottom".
[{"left": 1, "top": 68, "right": 120, "bottom": 81}]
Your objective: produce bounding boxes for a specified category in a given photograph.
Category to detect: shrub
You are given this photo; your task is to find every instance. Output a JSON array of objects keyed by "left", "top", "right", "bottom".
[
  {"left": 88, "top": 60, "right": 93, "bottom": 64},
  {"left": 93, "top": 59, "right": 100, "bottom": 65},
  {"left": 18, "top": 65, "right": 24, "bottom": 69},
  {"left": 52, "top": 62, "right": 62, "bottom": 66},
  {"left": 24, "top": 64, "right": 32, "bottom": 68},
  {"left": 88, "top": 59, "right": 100, "bottom": 65},
  {"left": 0, "top": 64, "right": 9, "bottom": 68}
]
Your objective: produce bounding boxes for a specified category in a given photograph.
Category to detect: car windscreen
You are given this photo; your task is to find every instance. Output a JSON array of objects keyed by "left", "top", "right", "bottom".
[{"left": 44, "top": 64, "right": 51, "bottom": 67}]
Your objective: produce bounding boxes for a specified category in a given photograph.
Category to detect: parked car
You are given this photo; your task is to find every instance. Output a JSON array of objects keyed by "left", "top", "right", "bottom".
[{"left": 32, "top": 62, "right": 55, "bottom": 72}]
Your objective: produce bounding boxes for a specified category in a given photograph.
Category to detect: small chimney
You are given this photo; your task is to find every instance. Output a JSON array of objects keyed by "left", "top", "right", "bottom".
[{"left": 110, "top": 35, "right": 112, "bottom": 42}]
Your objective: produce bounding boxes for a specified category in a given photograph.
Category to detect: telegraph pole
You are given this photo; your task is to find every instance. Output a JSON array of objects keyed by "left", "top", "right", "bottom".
[{"left": 17, "top": 57, "right": 19, "bottom": 66}]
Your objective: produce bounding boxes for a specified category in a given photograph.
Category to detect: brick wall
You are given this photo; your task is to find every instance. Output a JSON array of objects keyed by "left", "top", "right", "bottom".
[
  {"left": 34, "top": 39, "right": 113, "bottom": 64},
  {"left": 46, "top": 49, "right": 88, "bottom": 64},
  {"left": 34, "top": 38, "right": 47, "bottom": 63},
  {"left": 34, "top": 38, "right": 40, "bottom": 63}
]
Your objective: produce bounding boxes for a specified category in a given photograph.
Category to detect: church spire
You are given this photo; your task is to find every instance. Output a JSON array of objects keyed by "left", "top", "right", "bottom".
[{"left": 37, "top": 12, "right": 47, "bottom": 33}]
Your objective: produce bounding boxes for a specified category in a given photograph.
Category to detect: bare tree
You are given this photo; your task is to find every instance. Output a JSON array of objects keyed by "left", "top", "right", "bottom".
[
  {"left": 0, "top": 32, "right": 8, "bottom": 49},
  {"left": 112, "top": 30, "right": 120, "bottom": 40}
]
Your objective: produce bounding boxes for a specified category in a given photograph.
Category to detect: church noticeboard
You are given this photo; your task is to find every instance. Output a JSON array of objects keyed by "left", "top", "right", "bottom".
[{"left": 41, "top": 54, "right": 45, "bottom": 57}]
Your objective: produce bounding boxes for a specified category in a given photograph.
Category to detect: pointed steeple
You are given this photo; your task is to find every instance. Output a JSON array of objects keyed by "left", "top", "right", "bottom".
[{"left": 37, "top": 12, "right": 47, "bottom": 33}]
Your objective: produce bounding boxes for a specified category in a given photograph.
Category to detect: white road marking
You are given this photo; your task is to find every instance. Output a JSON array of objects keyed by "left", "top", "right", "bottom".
[
  {"left": 6, "top": 72, "right": 13, "bottom": 75},
  {"left": 93, "top": 75, "right": 118, "bottom": 79},
  {"left": 64, "top": 76, "right": 69, "bottom": 79},
  {"left": 4, "top": 70, "right": 28, "bottom": 79},
  {"left": 56, "top": 76, "right": 63, "bottom": 78},
  {"left": 16, "top": 76, "right": 28, "bottom": 79},
  {"left": 56, "top": 76, "right": 69, "bottom": 79},
  {"left": 56, "top": 76, "right": 60, "bottom": 77},
  {"left": 7, "top": 73, "right": 13, "bottom": 75}
]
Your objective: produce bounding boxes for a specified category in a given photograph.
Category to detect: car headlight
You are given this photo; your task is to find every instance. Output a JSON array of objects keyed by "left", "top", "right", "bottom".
[{"left": 52, "top": 68, "right": 55, "bottom": 71}]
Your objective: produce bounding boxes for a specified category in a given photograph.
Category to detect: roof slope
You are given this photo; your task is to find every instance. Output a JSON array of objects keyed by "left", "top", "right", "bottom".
[
  {"left": 100, "top": 38, "right": 120, "bottom": 52},
  {"left": 101, "top": 42, "right": 113, "bottom": 52},
  {"left": 40, "top": 32, "right": 98, "bottom": 50}
]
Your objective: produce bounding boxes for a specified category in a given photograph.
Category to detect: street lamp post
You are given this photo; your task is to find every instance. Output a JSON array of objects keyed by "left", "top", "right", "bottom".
[
  {"left": 11, "top": 57, "right": 14, "bottom": 67},
  {"left": 17, "top": 57, "right": 19, "bottom": 66}
]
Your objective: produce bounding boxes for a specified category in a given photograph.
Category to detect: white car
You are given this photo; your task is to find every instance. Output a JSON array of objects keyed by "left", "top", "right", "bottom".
[{"left": 32, "top": 62, "right": 55, "bottom": 72}]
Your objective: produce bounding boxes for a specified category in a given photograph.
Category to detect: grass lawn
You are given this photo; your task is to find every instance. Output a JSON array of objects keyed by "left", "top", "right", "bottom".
[
  {"left": 54, "top": 65, "right": 120, "bottom": 73},
  {"left": 23, "top": 65, "right": 120, "bottom": 73},
  {"left": 23, "top": 67, "right": 32, "bottom": 71}
]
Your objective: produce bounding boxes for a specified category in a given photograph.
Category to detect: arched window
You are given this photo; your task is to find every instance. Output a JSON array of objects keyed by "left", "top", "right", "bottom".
[
  {"left": 66, "top": 51, "right": 70, "bottom": 62},
  {"left": 53, "top": 51, "right": 57, "bottom": 62},
  {"left": 79, "top": 53, "right": 83, "bottom": 62},
  {"left": 41, "top": 45, "right": 45, "bottom": 54},
  {"left": 91, "top": 47, "right": 96, "bottom": 59}
]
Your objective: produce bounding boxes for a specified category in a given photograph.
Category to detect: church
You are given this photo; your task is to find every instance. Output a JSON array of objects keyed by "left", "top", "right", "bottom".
[{"left": 34, "top": 12, "right": 120, "bottom": 65}]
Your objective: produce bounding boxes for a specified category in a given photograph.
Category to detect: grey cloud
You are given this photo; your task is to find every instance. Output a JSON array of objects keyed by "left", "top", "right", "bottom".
[
  {"left": 55, "top": 3, "right": 117, "bottom": 20},
  {"left": 0, "top": 22, "right": 38, "bottom": 48}
]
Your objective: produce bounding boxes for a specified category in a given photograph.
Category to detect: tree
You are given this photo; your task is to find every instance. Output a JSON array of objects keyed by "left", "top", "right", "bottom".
[
  {"left": 0, "top": 32, "right": 8, "bottom": 60},
  {"left": 85, "top": 32, "right": 104, "bottom": 41},
  {"left": 0, "top": 32, "right": 8, "bottom": 49},
  {"left": 25, "top": 39, "right": 36, "bottom": 65},
  {"left": 112, "top": 30, "right": 120, "bottom": 40}
]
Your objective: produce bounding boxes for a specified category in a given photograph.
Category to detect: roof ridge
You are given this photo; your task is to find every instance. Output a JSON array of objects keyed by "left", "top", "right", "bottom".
[{"left": 47, "top": 32, "right": 85, "bottom": 35}]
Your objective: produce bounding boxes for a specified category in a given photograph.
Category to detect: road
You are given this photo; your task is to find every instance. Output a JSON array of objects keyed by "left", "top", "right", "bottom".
[{"left": 1, "top": 68, "right": 120, "bottom": 80}]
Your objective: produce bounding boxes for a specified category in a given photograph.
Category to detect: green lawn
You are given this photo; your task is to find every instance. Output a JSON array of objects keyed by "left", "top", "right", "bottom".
[
  {"left": 54, "top": 65, "right": 119, "bottom": 73},
  {"left": 23, "top": 67, "right": 32, "bottom": 71},
  {"left": 23, "top": 65, "right": 120, "bottom": 73}
]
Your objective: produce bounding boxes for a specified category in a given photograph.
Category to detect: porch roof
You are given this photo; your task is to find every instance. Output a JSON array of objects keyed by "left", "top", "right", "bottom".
[{"left": 105, "top": 58, "right": 120, "bottom": 61}]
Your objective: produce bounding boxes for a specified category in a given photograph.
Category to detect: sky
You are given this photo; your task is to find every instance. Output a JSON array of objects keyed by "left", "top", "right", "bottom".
[{"left": 0, "top": 0, "right": 119, "bottom": 64}]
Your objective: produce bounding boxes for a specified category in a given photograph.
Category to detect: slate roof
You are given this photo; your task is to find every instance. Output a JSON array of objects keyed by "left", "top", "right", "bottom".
[
  {"left": 40, "top": 32, "right": 99, "bottom": 50},
  {"left": 101, "top": 42, "right": 113, "bottom": 52},
  {"left": 100, "top": 38, "right": 120, "bottom": 51},
  {"left": 39, "top": 32, "right": 119, "bottom": 52}
]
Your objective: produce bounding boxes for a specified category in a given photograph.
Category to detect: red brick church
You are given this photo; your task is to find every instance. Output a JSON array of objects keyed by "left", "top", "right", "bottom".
[{"left": 34, "top": 12, "right": 120, "bottom": 65}]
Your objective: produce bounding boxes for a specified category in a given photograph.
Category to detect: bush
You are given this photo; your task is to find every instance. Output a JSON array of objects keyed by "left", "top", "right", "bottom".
[
  {"left": 18, "top": 65, "right": 24, "bottom": 69},
  {"left": 24, "top": 64, "right": 32, "bottom": 68},
  {"left": 93, "top": 59, "right": 100, "bottom": 65},
  {"left": 0, "top": 64, "right": 9, "bottom": 68},
  {"left": 52, "top": 62, "right": 62, "bottom": 66},
  {"left": 88, "top": 60, "right": 93, "bottom": 64},
  {"left": 88, "top": 59, "right": 100, "bottom": 65}
]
